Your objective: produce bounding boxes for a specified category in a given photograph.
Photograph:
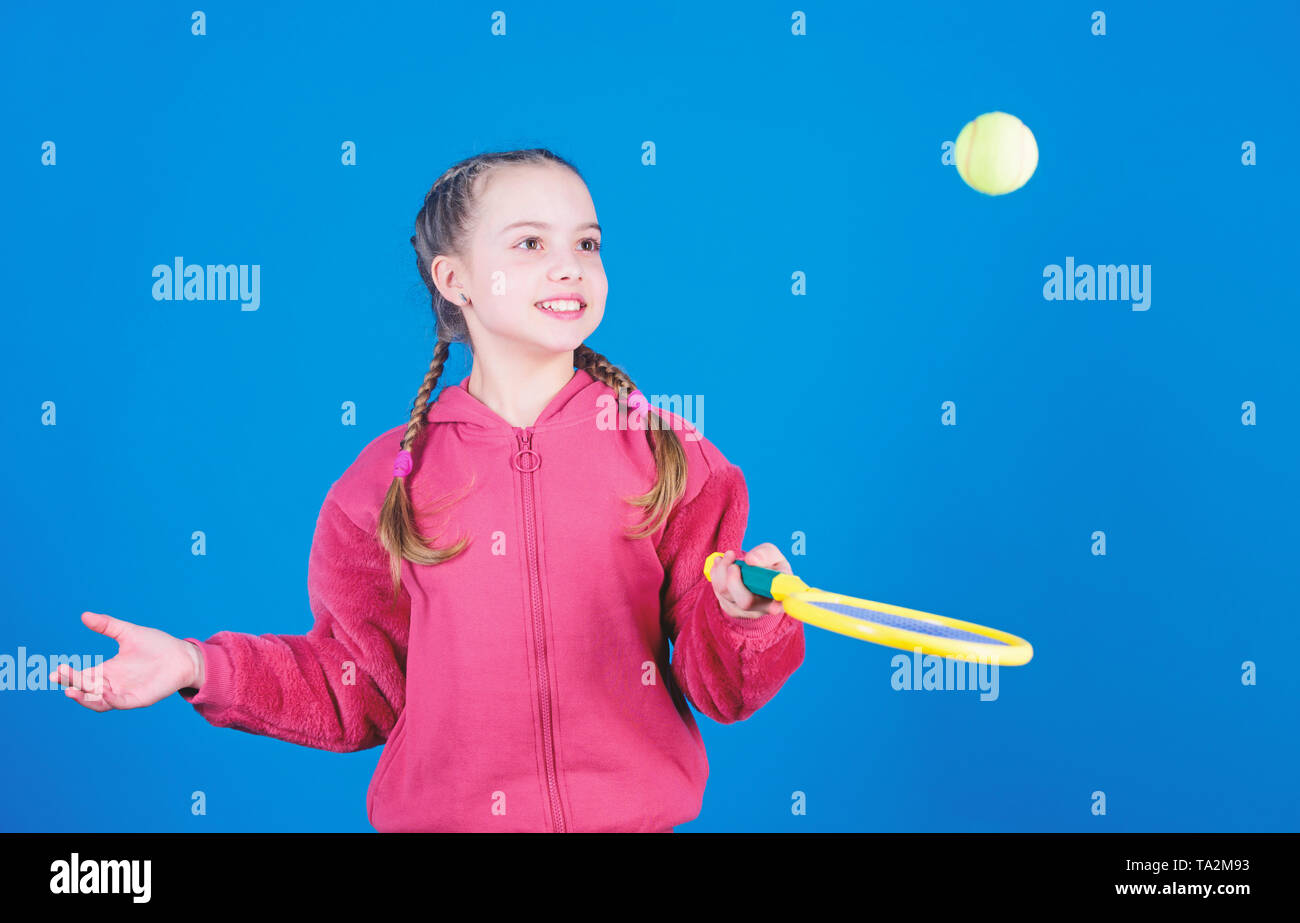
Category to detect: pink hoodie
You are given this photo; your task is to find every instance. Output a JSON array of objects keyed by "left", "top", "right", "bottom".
[{"left": 179, "top": 368, "right": 804, "bottom": 832}]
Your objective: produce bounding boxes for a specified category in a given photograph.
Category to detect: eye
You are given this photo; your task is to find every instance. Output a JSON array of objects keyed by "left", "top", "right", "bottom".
[{"left": 514, "top": 237, "right": 602, "bottom": 252}]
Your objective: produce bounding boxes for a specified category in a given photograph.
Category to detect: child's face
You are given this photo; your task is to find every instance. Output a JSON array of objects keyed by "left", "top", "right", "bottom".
[{"left": 449, "top": 162, "right": 607, "bottom": 359}]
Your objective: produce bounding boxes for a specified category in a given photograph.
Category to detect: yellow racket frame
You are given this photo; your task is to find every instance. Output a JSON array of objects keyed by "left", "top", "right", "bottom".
[{"left": 704, "top": 552, "right": 1033, "bottom": 666}]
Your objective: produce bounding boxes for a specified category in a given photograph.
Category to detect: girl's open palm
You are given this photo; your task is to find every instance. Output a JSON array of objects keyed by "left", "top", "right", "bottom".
[{"left": 50, "top": 612, "right": 199, "bottom": 712}]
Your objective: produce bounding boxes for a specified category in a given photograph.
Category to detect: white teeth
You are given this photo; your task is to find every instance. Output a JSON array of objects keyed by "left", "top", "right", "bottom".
[{"left": 537, "top": 299, "right": 583, "bottom": 312}]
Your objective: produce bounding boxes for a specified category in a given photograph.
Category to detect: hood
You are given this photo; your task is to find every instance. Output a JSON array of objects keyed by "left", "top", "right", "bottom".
[{"left": 424, "top": 367, "right": 609, "bottom": 432}]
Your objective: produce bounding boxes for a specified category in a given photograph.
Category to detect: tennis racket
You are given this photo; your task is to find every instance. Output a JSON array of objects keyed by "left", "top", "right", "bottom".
[{"left": 704, "top": 552, "right": 1033, "bottom": 665}]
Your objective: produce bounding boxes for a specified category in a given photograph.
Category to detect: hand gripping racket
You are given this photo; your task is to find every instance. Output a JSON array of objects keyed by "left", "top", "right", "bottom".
[{"left": 704, "top": 553, "right": 1033, "bottom": 665}]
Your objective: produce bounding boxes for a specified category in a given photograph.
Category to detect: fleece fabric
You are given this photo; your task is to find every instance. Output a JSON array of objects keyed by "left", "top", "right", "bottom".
[{"left": 179, "top": 367, "right": 804, "bottom": 832}]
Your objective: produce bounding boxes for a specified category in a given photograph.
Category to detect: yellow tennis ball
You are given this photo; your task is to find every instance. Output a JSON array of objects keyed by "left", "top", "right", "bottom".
[{"left": 954, "top": 111, "right": 1038, "bottom": 195}]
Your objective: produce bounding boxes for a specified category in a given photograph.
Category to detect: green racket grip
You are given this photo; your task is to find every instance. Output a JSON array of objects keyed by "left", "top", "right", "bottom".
[{"left": 702, "top": 552, "right": 808, "bottom": 600}]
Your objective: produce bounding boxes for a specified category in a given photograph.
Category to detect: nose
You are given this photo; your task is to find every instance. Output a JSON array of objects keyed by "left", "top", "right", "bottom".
[{"left": 549, "top": 257, "right": 582, "bottom": 281}]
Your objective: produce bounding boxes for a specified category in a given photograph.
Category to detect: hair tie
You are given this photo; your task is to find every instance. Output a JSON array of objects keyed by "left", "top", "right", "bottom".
[{"left": 393, "top": 449, "right": 413, "bottom": 478}]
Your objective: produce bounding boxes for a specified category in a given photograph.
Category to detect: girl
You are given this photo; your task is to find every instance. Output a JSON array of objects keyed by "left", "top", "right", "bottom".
[{"left": 52, "top": 148, "right": 805, "bottom": 833}]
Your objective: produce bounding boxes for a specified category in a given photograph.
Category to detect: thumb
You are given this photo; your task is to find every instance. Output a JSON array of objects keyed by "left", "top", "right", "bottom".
[
  {"left": 81, "top": 611, "right": 131, "bottom": 641},
  {"left": 739, "top": 547, "right": 790, "bottom": 574}
]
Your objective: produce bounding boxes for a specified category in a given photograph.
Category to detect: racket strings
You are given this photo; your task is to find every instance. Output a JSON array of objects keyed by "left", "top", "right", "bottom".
[{"left": 809, "top": 600, "right": 1010, "bottom": 645}]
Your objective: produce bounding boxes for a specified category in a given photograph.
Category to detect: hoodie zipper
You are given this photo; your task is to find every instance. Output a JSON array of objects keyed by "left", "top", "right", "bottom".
[{"left": 513, "top": 425, "right": 566, "bottom": 833}]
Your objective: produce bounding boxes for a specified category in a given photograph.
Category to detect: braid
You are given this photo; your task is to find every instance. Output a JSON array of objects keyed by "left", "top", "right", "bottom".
[
  {"left": 434, "top": 159, "right": 477, "bottom": 190},
  {"left": 574, "top": 343, "right": 636, "bottom": 402},
  {"left": 377, "top": 337, "right": 471, "bottom": 600},
  {"left": 400, "top": 338, "right": 451, "bottom": 452},
  {"left": 574, "top": 344, "right": 689, "bottom": 539}
]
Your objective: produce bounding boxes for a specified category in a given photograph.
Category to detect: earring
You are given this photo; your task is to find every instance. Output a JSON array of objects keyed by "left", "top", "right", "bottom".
[{"left": 459, "top": 293, "right": 468, "bottom": 304}]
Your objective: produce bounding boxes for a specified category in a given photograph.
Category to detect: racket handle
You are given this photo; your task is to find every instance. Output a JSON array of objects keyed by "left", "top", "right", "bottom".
[{"left": 703, "top": 552, "right": 803, "bottom": 600}]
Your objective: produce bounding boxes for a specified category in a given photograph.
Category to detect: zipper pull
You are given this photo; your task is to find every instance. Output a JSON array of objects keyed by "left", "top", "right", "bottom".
[{"left": 512, "top": 426, "right": 541, "bottom": 472}]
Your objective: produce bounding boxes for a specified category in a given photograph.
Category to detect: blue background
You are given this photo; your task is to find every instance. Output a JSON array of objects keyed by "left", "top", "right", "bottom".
[{"left": 2, "top": 1, "right": 1296, "bottom": 832}]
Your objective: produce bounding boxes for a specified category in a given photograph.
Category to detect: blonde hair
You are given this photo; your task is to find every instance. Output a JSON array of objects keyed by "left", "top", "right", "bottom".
[{"left": 377, "top": 150, "right": 688, "bottom": 599}]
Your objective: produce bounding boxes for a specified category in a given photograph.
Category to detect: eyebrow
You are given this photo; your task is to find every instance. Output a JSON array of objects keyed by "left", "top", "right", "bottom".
[{"left": 500, "top": 220, "right": 602, "bottom": 236}]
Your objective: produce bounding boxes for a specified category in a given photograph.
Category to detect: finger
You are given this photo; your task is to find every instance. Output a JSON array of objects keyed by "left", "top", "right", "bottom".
[
  {"left": 709, "top": 550, "right": 730, "bottom": 588},
  {"left": 712, "top": 551, "right": 747, "bottom": 608},
  {"left": 50, "top": 663, "right": 84, "bottom": 690},
  {"left": 712, "top": 548, "right": 733, "bottom": 592},
  {"left": 51, "top": 662, "right": 109, "bottom": 698},
  {"left": 711, "top": 552, "right": 752, "bottom": 618},
  {"left": 725, "top": 559, "right": 755, "bottom": 610},
  {"left": 713, "top": 550, "right": 739, "bottom": 597},
  {"left": 739, "top": 543, "right": 792, "bottom": 574},
  {"left": 82, "top": 611, "right": 129, "bottom": 641},
  {"left": 65, "top": 686, "right": 112, "bottom": 712},
  {"left": 726, "top": 549, "right": 763, "bottom": 598}
]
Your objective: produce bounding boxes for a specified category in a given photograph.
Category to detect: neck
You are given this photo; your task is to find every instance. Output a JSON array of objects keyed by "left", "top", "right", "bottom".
[{"left": 465, "top": 347, "right": 577, "bottom": 428}]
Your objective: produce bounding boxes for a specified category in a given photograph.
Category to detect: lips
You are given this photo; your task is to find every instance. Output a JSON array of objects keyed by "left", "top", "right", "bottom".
[
  {"left": 534, "top": 296, "right": 587, "bottom": 318},
  {"left": 534, "top": 300, "right": 587, "bottom": 319},
  {"left": 535, "top": 294, "right": 586, "bottom": 306}
]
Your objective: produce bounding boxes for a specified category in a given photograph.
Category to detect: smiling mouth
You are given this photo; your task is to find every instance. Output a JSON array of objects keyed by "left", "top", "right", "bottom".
[{"left": 535, "top": 299, "right": 587, "bottom": 317}]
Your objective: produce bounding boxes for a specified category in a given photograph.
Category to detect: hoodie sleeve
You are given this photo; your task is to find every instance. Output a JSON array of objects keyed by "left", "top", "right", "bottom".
[
  {"left": 656, "top": 460, "right": 805, "bottom": 724},
  {"left": 176, "top": 490, "right": 409, "bottom": 753}
]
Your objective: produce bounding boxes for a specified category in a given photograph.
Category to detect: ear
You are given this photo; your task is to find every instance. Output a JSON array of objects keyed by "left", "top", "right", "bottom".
[{"left": 430, "top": 255, "right": 467, "bottom": 305}]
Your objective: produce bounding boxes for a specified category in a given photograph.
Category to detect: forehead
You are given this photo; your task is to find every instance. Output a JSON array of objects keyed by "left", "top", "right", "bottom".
[{"left": 473, "top": 163, "right": 595, "bottom": 228}]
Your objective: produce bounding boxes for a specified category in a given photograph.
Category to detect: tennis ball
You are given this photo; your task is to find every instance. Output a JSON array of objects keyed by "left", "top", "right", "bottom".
[{"left": 954, "top": 111, "right": 1038, "bottom": 195}]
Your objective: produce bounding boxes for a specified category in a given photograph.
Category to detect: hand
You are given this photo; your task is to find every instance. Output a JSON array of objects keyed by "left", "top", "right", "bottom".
[
  {"left": 49, "top": 612, "right": 203, "bottom": 712},
  {"left": 708, "top": 543, "right": 792, "bottom": 621}
]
